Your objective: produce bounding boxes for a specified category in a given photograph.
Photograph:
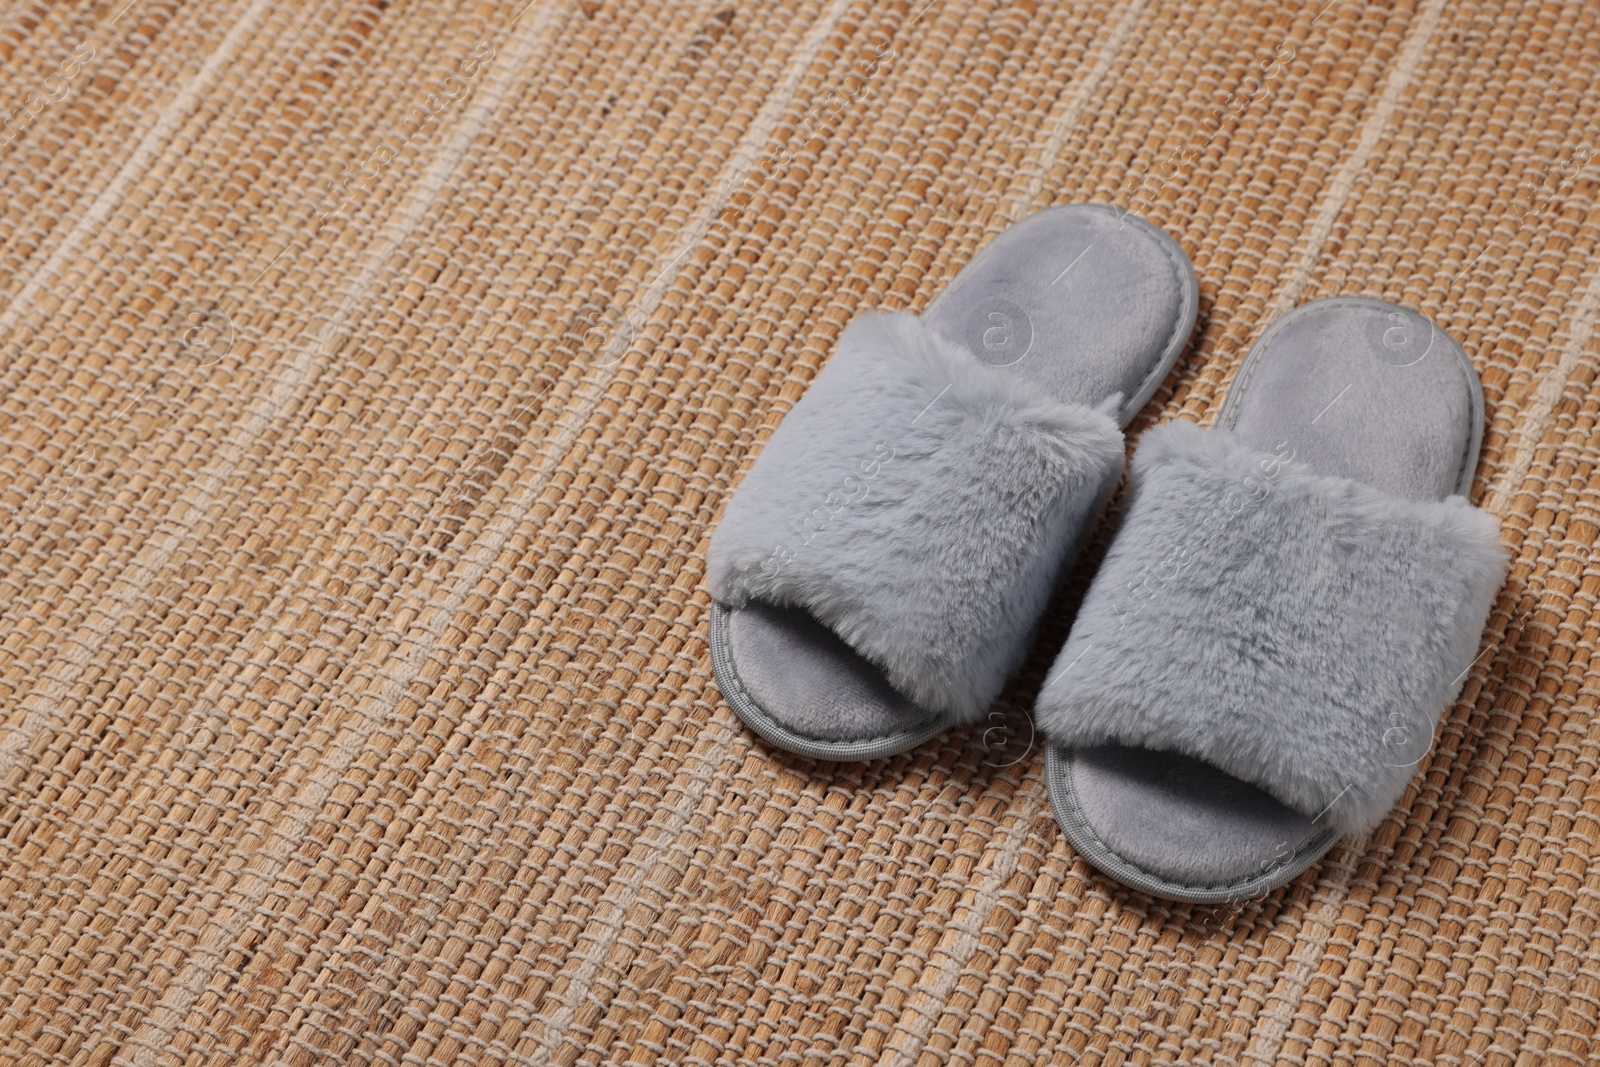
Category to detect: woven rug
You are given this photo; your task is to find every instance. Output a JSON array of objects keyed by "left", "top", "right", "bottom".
[{"left": 1, "top": 0, "right": 1596, "bottom": 1062}]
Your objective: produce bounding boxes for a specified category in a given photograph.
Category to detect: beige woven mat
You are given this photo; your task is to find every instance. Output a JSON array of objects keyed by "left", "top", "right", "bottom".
[{"left": 0, "top": 0, "right": 1596, "bottom": 1063}]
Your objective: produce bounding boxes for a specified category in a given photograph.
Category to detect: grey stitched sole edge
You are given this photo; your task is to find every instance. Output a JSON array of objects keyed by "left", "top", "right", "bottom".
[
  {"left": 1046, "top": 296, "right": 1486, "bottom": 903},
  {"left": 709, "top": 602, "right": 950, "bottom": 761},
  {"left": 710, "top": 205, "right": 1202, "bottom": 762},
  {"left": 1045, "top": 746, "right": 1343, "bottom": 905}
]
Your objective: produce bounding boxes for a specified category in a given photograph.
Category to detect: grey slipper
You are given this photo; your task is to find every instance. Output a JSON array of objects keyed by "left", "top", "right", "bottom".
[
  {"left": 706, "top": 204, "right": 1200, "bottom": 760},
  {"left": 1037, "top": 296, "right": 1510, "bottom": 903}
]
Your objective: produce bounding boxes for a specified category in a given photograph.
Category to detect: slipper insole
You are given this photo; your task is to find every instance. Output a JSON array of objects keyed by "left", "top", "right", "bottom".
[
  {"left": 726, "top": 206, "right": 1197, "bottom": 749},
  {"left": 1064, "top": 297, "right": 1481, "bottom": 893}
]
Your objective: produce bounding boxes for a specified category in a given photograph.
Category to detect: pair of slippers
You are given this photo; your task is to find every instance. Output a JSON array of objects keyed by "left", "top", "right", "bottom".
[{"left": 705, "top": 205, "right": 1508, "bottom": 904}]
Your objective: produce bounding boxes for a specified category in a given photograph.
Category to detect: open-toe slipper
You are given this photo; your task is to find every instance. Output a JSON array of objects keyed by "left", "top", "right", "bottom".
[
  {"left": 706, "top": 204, "right": 1200, "bottom": 760},
  {"left": 1037, "top": 296, "right": 1509, "bottom": 902}
]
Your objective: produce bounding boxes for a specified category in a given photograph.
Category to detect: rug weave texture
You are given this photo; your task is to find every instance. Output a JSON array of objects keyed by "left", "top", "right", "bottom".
[{"left": 1, "top": 0, "right": 1598, "bottom": 1064}]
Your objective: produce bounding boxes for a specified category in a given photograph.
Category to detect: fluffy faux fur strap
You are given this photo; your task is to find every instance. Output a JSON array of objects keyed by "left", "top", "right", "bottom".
[
  {"left": 1036, "top": 419, "right": 1509, "bottom": 835},
  {"left": 707, "top": 310, "right": 1128, "bottom": 723}
]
